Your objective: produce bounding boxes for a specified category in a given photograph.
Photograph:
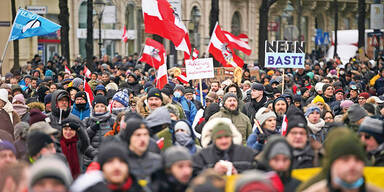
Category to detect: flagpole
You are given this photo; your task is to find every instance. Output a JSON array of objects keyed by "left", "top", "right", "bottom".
[
  {"left": 136, "top": 45, "right": 144, "bottom": 66},
  {"left": 0, "top": 40, "right": 10, "bottom": 70},
  {"left": 281, "top": 69, "right": 285, "bottom": 95},
  {"left": 199, "top": 78, "right": 204, "bottom": 106}
]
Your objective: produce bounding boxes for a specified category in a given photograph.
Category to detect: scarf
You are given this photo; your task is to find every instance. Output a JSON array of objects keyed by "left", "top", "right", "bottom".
[
  {"left": 175, "top": 132, "right": 197, "bottom": 154},
  {"left": 307, "top": 118, "right": 325, "bottom": 134},
  {"left": 12, "top": 104, "right": 28, "bottom": 117},
  {"left": 60, "top": 136, "right": 80, "bottom": 179},
  {"left": 108, "top": 176, "right": 133, "bottom": 191}
]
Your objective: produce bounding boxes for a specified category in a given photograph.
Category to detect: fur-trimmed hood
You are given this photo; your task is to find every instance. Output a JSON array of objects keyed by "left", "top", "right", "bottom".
[{"left": 201, "top": 117, "right": 242, "bottom": 148}]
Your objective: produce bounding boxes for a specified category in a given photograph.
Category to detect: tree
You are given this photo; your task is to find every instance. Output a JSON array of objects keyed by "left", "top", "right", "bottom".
[
  {"left": 209, "top": 0, "right": 219, "bottom": 66},
  {"left": 333, "top": 0, "right": 338, "bottom": 58},
  {"left": 86, "top": 0, "right": 95, "bottom": 71},
  {"left": 258, "top": 0, "right": 278, "bottom": 67},
  {"left": 11, "top": 0, "right": 19, "bottom": 71},
  {"left": 59, "top": 0, "right": 70, "bottom": 62},
  {"left": 358, "top": 0, "right": 366, "bottom": 48}
]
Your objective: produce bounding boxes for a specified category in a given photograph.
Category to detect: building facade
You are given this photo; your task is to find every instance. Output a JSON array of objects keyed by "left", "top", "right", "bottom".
[{"left": 0, "top": 0, "right": 380, "bottom": 74}]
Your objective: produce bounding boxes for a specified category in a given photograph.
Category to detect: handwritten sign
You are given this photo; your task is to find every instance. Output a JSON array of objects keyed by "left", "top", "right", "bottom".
[{"left": 186, "top": 58, "right": 214, "bottom": 80}]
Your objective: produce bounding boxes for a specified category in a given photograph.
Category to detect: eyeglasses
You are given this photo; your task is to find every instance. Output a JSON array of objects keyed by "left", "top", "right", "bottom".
[
  {"left": 359, "top": 133, "right": 372, "bottom": 140},
  {"left": 324, "top": 117, "right": 333, "bottom": 120}
]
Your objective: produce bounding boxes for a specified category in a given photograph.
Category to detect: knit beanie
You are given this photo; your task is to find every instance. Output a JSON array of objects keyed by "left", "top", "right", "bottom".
[
  {"left": 340, "top": 100, "right": 354, "bottom": 109},
  {"left": 326, "top": 128, "right": 366, "bottom": 168},
  {"left": 263, "top": 135, "right": 292, "bottom": 161},
  {"left": 0, "top": 140, "right": 16, "bottom": 155},
  {"left": 251, "top": 83, "right": 264, "bottom": 91},
  {"left": 347, "top": 104, "right": 368, "bottom": 122},
  {"left": 75, "top": 91, "right": 87, "bottom": 101},
  {"left": 334, "top": 89, "right": 344, "bottom": 95},
  {"left": 147, "top": 88, "right": 163, "bottom": 100},
  {"left": 29, "top": 156, "right": 73, "bottom": 189},
  {"left": 12, "top": 94, "right": 26, "bottom": 105},
  {"left": 222, "top": 93, "right": 238, "bottom": 104},
  {"left": 300, "top": 87, "right": 308, "bottom": 95},
  {"left": 358, "top": 92, "right": 370, "bottom": 99},
  {"left": 211, "top": 122, "right": 232, "bottom": 140},
  {"left": 121, "top": 118, "right": 148, "bottom": 145},
  {"left": 163, "top": 146, "right": 192, "bottom": 168},
  {"left": 255, "top": 107, "right": 276, "bottom": 126},
  {"left": 93, "top": 95, "right": 108, "bottom": 107},
  {"left": 95, "top": 84, "right": 106, "bottom": 92},
  {"left": 184, "top": 87, "right": 195, "bottom": 94},
  {"left": 174, "top": 120, "right": 191, "bottom": 136},
  {"left": 29, "top": 109, "right": 48, "bottom": 125},
  {"left": 315, "top": 82, "right": 325, "bottom": 93},
  {"left": 27, "top": 131, "right": 54, "bottom": 157},
  {"left": 112, "top": 90, "right": 130, "bottom": 107},
  {"left": 312, "top": 95, "right": 325, "bottom": 105},
  {"left": 304, "top": 106, "right": 321, "bottom": 117},
  {"left": 285, "top": 105, "right": 308, "bottom": 135},
  {"left": 72, "top": 78, "right": 83, "bottom": 89},
  {"left": 97, "top": 141, "right": 129, "bottom": 169},
  {"left": 44, "top": 94, "right": 52, "bottom": 105},
  {"left": 174, "top": 85, "right": 185, "bottom": 94},
  {"left": 359, "top": 117, "right": 384, "bottom": 144}
]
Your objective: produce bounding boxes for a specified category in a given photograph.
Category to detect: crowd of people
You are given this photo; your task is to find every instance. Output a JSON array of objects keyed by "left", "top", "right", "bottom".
[{"left": 0, "top": 52, "right": 384, "bottom": 192}]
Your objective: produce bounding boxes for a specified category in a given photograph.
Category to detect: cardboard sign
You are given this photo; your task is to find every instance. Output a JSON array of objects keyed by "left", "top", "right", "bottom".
[
  {"left": 264, "top": 40, "right": 305, "bottom": 68},
  {"left": 186, "top": 58, "right": 214, "bottom": 80}
]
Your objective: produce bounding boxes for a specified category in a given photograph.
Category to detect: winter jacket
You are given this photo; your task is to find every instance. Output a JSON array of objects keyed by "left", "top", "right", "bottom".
[
  {"left": 127, "top": 81, "right": 143, "bottom": 96},
  {"left": 200, "top": 118, "right": 243, "bottom": 148},
  {"left": 71, "top": 103, "right": 91, "bottom": 121},
  {"left": 367, "top": 143, "right": 384, "bottom": 166},
  {"left": 172, "top": 96, "right": 197, "bottom": 125},
  {"left": 246, "top": 127, "right": 280, "bottom": 153},
  {"left": 242, "top": 96, "right": 268, "bottom": 126},
  {"left": 83, "top": 112, "right": 115, "bottom": 166},
  {"left": 0, "top": 108, "right": 20, "bottom": 139},
  {"left": 292, "top": 144, "right": 316, "bottom": 169},
  {"left": 192, "top": 144, "right": 256, "bottom": 175},
  {"left": 374, "top": 77, "right": 384, "bottom": 96},
  {"left": 136, "top": 93, "right": 172, "bottom": 118},
  {"left": 307, "top": 119, "right": 327, "bottom": 143},
  {"left": 209, "top": 107, "right": 252, "bottom": 144},
  {"left": 150, "top": 170, "right": 189, "bottom": 192},
  {"left": 127, "top": 149, "right": 163, "bottom": 185},
  {"left": 49, "top": 90, "right": 78, "bottom": 130}
]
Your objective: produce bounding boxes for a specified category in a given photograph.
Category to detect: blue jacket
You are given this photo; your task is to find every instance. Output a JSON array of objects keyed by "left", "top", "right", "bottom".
[
  {"left": 246, "top": 127, "right": 280, "bottom": 153},
  {"left": 71, "top": 103, "right": 91, "bottom": 120},
  {"left": 173, "top": 96, "right": 197, "bottom": 125},
  {"left": 195, "top": 90, "right": 207, "bottom": 107}
]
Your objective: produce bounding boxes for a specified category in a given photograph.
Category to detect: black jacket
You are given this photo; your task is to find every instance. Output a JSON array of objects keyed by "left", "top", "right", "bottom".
[
  {"left": 150, "top": 170, "right": 189, "bottom": 192},
  {"left": 242, "top": 95, "right": 268, "bottom": 126},
  {"left": 127, "top": 149, "right": 163, "bottom": 182},
  {"left": 192, "top": 144, "right": 256, "bottom": 175},
  {"left": 292, "top": 144, "right": 315, "bottom": 169}
]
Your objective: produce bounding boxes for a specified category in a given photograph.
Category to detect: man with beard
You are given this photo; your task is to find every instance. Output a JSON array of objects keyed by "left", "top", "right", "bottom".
[
  {"left": 151, "top": 146, "right": 193, "bottom": 192},
  {"left": 136, "top": 88, "right": 171, "bottom": 118},
  {"left": 126, "top": 73, "right": 143, "bottom": 96},
  {"left": 71, "top": 141, "right": 143, "bottom": 192},
  {"left": 257, "top": 135, "right": 301, "bottom": 192},
  {"left": 273, "top": 97, "right": 288, "bottom": 131},
  {"left": 49, "top": 90, "right": 81, "bottom": 130},
  {"left": 209, "top": 93, "right": 252, "bottom": 144},
  {"left": 71, "top": 91, "right": 90, "bottom": 120},
  {"left": 242, "top": 83, "right": 268, "bottom": 126}
]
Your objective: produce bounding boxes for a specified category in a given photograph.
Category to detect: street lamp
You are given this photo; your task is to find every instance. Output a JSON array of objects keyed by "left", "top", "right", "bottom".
[{"left": 94, "top": 0, "right": 105, "bottom": 60}]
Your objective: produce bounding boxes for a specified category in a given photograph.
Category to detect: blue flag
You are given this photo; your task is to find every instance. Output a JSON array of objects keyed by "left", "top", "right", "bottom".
[{"left": 9, "top": 9, "right": 61, "bottom": 41}]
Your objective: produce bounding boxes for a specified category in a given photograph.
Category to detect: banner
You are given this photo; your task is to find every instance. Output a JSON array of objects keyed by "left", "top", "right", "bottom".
[
  {"left": 185, "top": 58, "right": 214, "bottom": 80},
  {"left": 9, "top": 9, "right": 61, "bottom": 41},
  {"left": 264, "top": 40, "right": 305, "bottom": 69}
]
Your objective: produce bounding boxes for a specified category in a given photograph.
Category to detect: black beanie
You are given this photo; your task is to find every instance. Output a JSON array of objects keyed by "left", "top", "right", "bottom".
[
  {"left": 93, "top": 95, "right": 108, "bottom": 106},
  {"left": 75, "top": 91, "right": 87, "bottom": 100},
  {"left": 148, "top": 88, "right": 163, "bottom": 100},
  {"left": 98, "top": 141, "right": 129, "bottom": 169},
  {"left": 322, "top": 84, "right": 331, "bottom": 93},
  {"left": 27, "top": 131, "right": 54, "bottom": 157},
  {"left": 285, "top": 105, "right": 308, "bottom": 135},
  {"left": 121, "top": 118, "right": 148, "bottom": 145}
]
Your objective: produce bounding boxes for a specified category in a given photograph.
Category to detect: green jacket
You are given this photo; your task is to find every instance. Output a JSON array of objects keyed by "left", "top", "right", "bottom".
[{"left": 209, "top": 107, "right": 252, "bottom": 144}]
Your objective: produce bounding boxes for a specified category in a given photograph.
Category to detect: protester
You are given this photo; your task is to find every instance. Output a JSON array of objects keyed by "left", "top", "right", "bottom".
[
  {"left": 49, "top": 90, "right": 80, "bottom": 130},
  {"left": 358, "top": 117, "right": 384, "bottom": 166},
  {"left": 71, "top": 91, "right": 91, "bottom": 120},
  {"left": 0, "top": 88, "right": 21, "bottom": 137},
  {"left": 0, "top": 140, "right": 17, "bottom": 169},
  {"left": 242, "top": 83, "right": 268, "bottom": 126},
  {"left": 173, "top": 85, "right": 197, "bottom": 125}
]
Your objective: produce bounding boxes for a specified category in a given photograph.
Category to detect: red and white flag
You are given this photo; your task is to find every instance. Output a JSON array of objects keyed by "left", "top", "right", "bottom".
[
  {"left": 176, "top": 72, "right": 189, "bottom": 84},
  {"left": 237, "top": 34, "right": 249, "bottom": 44},
  {"left": 83, "top": 66, "right": 91, "bottom": 78},
  {"left": 142, "top": 0, "right": 191, "bottom": 58},
  {"left": 222, "top": 31, "right": 252, "bottom": 55},
  {"left": 122, "top": 25, "right": 128, "bottom": 43},
  {"left": 207, "top": 23, "right": 244, "bottom": 68},
  {"left": 84, "top": 78, "right": 94, "bottom": 105},
  {"left": 156, "top": 137, "right": 164, "bottom": 150},
  {"left": 192, "top": 48, "right": 199, "bottom": 60},
  {"left": 139, "top": 38, "right": 165, "bottom": 69},
  {"left": 155, "top": 53, "right": 168, "bottom": 90},
  {"left": 65, "top": 65, "right": 71, "bottom": 74},
  {"left": 281, "top": 115, "right": 288, "bottom": 136}
]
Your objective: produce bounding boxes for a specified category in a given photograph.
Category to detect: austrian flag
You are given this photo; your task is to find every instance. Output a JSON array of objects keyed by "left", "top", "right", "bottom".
[
  {"left": 83, "top": 66, "right": 91, "bottom": 78},
  {"left": 139, "top": 38, "right": 165, "bottom": 69},
  {"left": 142, "top": 0, "right": 191, "bottom": 57},
  {"left": 155, "top": 53, "right": 168, "bottom": 90},
  {"left": 208, "top": 23, "right": 244, "bottom": 68}
]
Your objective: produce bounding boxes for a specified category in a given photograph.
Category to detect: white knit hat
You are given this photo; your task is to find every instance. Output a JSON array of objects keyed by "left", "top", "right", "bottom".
[
  {"left": 0, "top": 89, "right": 9, "bottom": 103},
  {"left": 255, "top": 107, "right": 276, "bottom": 126}
]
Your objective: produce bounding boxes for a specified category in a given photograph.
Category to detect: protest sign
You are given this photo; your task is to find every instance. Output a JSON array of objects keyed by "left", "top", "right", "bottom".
[
  {"left": 264, "top": 40, "right": 305, "bottom": 68},
  {"left": 185, "top": 58, "right": 215, "bottom": 80}
]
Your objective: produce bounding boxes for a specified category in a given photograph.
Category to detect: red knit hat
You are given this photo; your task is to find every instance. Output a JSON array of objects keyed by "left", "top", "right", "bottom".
[{"left": 29, "top": 109, "right": 47, "bottom": 125}]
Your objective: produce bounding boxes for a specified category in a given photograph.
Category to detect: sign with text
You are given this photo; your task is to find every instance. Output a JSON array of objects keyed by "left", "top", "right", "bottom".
[
  {"left": 264, "top": 40, "right": 305, "bottom": 68},
  {"left": 186, "top": 58, "right": 214, "bottom": 80}
]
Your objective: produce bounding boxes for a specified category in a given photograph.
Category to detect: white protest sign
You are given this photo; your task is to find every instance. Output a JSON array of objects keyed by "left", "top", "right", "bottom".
[
  {"left": 186, "top": 58, "right": 214, "bottom": 80},
  {"left": 264, "top": 40, "right": 305, "bottom": 68}
]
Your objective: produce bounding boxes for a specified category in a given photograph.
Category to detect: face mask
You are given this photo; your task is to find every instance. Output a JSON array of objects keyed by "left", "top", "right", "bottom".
[
  {"left": 340, "top": 71, "right": 345, "bottom": 75},
  {"left": 175, "top": 132, "right": 192, "bottom": 146},
  {"left": 76, "top": 103, "right": 86, "bottom": 109},
  {"left": 296, "top": 90, "right": 301, "bottom": 95},
  {"left": 173, "top": 91, "right": 181, "bottom": 98}
]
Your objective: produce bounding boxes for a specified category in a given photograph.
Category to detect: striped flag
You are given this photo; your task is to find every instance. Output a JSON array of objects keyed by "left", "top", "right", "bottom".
[
  {"left": 155, "top": 52, "right": 168, "bottom": 90},
  {"left": 176, "top": 72, "right": 189, "bottom": 84},
  {"left": 84, "top": 78, "right": 94, "bottom": 105},
  {"left": 83, "top": 66, "right": 91, "bottom": 78},
  {"left": 281, "top": 115, "right": 288, "bottom": 136},
  {"left": 64, "top": 65, "right": 71, "bottom": 74},
  {"left": 192, "top": 48, "right": 199, "bottom": 60}
]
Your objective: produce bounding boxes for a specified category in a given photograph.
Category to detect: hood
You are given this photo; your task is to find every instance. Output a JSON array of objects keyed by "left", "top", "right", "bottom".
[
  {"left": 201, "top": 117, "right": 242, "bottom": 148},
  {"left": 51, "top": 90, "right": 71, "bottom": 120},
  {"left": 145, "top": 106, "right": 171, "bottom": 128},
  {"left": 260, "top": 135, "right": 293, "bottom": 174}
]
